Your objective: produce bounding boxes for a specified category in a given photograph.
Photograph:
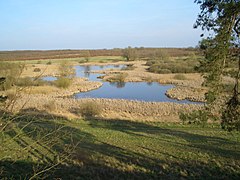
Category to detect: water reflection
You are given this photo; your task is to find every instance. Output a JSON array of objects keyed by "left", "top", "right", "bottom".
[
  {"left": 147, "top": 82, "right": 153, "bottom": 86},
  {"left": 75, "top": 64, "right": 126, "bottom": 81},
  {"left": 83, "top": 66, "right": 91, "bottom": 78},
  {"left": 42, "top": 64, "right": 201, "bottom": 104},
  {"left": 109, "top": 81, "right": 126, "bottom": 88}
]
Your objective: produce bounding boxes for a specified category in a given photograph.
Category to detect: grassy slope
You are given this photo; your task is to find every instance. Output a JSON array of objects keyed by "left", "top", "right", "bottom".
[{"left": 1, "top": 115, "right": 240, "bottom": 179}]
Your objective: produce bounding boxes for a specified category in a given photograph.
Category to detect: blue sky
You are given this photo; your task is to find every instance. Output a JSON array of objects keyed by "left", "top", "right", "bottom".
[{"left": 0, "top": 0, "right": 202, "bottom": 50}]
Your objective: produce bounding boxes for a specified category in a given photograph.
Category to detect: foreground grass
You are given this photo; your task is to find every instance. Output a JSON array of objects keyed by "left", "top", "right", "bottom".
[{"left": 1, "top": 115, "right": 240, "bottom": 179}]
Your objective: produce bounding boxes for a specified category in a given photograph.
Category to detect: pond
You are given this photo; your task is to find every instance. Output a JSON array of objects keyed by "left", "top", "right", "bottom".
[
  {"left": 73, "top": 65, "right": 200, "bottom": 104},
  {"left": 74, "top": 82, "right": 196, "bottom": 103},
  {"left": 43, "top": 64, "right": 200, "bottom": 104}
]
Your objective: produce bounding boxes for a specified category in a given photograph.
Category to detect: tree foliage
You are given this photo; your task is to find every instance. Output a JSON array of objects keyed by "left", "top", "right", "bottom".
[
  {"left": 194, "top": 0, "right": 240, "bottom": 131},
  {"left": 58, "top": 60, "right": 75, "bottom": 78},
  {"left": 0, "top": 62, "right": 24, "bottom": 90},
  {"left": 122, "top": 46, "right": 137, "bottom": 61}
]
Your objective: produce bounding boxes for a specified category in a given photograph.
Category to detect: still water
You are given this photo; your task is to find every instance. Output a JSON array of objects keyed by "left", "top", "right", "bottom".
[
  {"left": 73, "top": 65, "right": 198, "bottom": 104},
  {"left": 42, "top": 64, "right": 199, "bottom": 103}
]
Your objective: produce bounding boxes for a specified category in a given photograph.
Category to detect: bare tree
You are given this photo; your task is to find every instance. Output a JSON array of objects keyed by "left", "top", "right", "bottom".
[{"left": 122, "top": 46, "right": 137, "bottom": 61}]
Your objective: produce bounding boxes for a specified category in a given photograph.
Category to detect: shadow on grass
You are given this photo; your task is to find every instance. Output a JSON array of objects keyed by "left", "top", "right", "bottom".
[
  {"left": 1, "top": 110, "right": 240, "bottom": 179},
  {"left": 86, "top": 118, "right": 240, "bottom": 159}
]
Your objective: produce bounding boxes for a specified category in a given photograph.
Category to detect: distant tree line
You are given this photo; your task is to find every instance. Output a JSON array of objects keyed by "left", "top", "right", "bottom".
[{"left": 0, "top": 48, "right": 199, "bottom": 61}]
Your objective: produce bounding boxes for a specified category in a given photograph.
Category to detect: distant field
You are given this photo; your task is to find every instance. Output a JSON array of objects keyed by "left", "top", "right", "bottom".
[
  {"left": 3, "top": 56, "right": 124, "bottom": 64},
  {"left": 0, "top": 48, "right": 198, "bottom": 61},
  {"left": 1, "top": 117, "right": 240, "bottom": 179}
]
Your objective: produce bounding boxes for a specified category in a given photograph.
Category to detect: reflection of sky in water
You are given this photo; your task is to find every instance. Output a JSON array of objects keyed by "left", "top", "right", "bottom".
[
  {"left": 75, "top": 65, "right": 126, "bottom": 81},
  {"left": 75, "top": 82, "right": 199, "bottom": 104},
  {"left": 42, "top": 76, "right": 57, "bottom": 81},
  {"left": 42, "top": 64, "right": 202, "bottom": 104}
]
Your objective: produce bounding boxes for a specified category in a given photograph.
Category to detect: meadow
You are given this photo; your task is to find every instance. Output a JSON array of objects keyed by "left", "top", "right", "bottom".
[{"left": 1, "top": 114, "right": 240, "bottom": 179}]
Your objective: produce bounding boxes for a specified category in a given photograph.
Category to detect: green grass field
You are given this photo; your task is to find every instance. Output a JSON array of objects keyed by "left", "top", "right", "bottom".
[
  {"left": 1, "top": 113, "right": 240, "bottom": 179},
  {"left": 1, "top": 56, "right": 125, "bottom": 64}
]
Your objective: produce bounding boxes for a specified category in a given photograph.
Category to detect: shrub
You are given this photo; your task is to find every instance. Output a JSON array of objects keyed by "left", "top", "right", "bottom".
[
  {"left": 145, "top": 60, "right": 159, "bottom": 66},
  {"left": 179, "top": 110, "right": 209, "bottom": 126},
  {"left": 157, "top": 69, "right": 172, "bottom": 74},
  {"left": 16, "top": 77, "right": 47, "bottom": 87},
  {"left": 79, "top": 101, "right": 102, "bottom": 118},
  {"left": 0, "top": 62, "right": 23, "bottom": 90},
  {"left": 147, "top": 64, "right": 162, "bottom": 73},
  {"left": 79, "top": 60, "right": 86, "bottom": 64},
  {"left": 59, "top": 60, "right": 75, "bottom": 78},
  {"left": 146, "top": 57, "right": 199, "bottom": 74},
  {"left": 108, "top": 73, "right": 128, "bottom": 82},
  {"left": 99, "top": 60, "right": 105, "bottom": 63},
  {"left": 15, "top": 77, "right": 33, "bottom": 86},
  {"left": 173, "top": 74, "right": 187, "bottom": 80},
  {"left": 121, "top": 64, "right": 135, "bottom": 71},
  {"left": 44, "top": 101, "right": 57, "bottom": 112},
  {"left": 54, "top": 77, "right": 72, "bottom": 88},
  {"left": 46, "top": 61, "right": 52, "bottom": 65},
  {"left": 33, "top": 68, "right": 41, "bottom": 72},
  {"left": 143, "top": 76, "right": 154, "bottom": 82}
]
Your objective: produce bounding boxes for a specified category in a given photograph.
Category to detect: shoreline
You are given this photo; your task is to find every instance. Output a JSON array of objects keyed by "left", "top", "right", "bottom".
[{"left": 3, "top": 60, "right": 206, "bottom": 121}]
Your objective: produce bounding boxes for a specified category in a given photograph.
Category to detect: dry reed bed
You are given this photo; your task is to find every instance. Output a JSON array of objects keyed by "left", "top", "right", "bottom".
[
  {"left": 166, "top": 86, "right": 206, "bottom": 102},
  {"left": 10, "top": 95, "right": 202, "bottom": 122}
]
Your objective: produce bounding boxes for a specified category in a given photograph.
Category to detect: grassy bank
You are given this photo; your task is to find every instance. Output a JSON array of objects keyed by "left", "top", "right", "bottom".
[{"left": 1, "top": 115, "right": 240, "bottom": 179}]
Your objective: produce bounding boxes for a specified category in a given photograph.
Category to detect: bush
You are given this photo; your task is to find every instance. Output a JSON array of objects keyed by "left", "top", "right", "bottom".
[
  {"left": 108, "top": 73, "right": 128, "bottom": 82},
  {"left": 145, "top": 60, "right": 159, "bottom": 66},
  {"left": 146, "top": 57, "right": 199, "bottom": 74},
  {"left": 15, "top": 77, "right": 47, "bottom": 87},
  {"left": 121, "top": 64, "right": 135, "bottom": 71},
  {"left": 0, "top": 62, "right": 23, "bottom": 90},
  {"left": 79, "top": 101, "right": 102, "bottom": 118},
  {"left": 44, "top": 100, "right": 57, "bottom": 112},
  {"left": 79, "top": 60, "right": 86, "bottom": 64},
  {"left": 54, "top": 77, "right": 72, "bottom": 88},
  {"left": 157, "top": 69, "right": 172, "bottom": 74},
  {"left": 179, "top": 110, "right": 209, "bottom": 126},
  {"left": 99, "top": 60, "right": 106, "bottom": 63},
  {"left": 33, "top": 68, "right": 41, "bottom": 72},
  {"left": 46, "top": 61, "right": 52, "bottom": 65},
  {"left": 173, "top": 74, "right": 187, "bottom": 80},
  {"left": 143, "top": 76, "right": 154, "bottom": 82}
]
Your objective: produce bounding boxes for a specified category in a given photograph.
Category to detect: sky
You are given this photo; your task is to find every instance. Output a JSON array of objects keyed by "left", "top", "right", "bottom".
[{"left": 0, "top": 0, "right": 202, "bottom": 50}]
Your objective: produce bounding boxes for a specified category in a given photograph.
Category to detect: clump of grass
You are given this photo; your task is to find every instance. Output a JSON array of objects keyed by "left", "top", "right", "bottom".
[
  {"left": 79, "top": 101, "right": 102, "bottom": 118},
  {"left": 79, "top": 60, "right": 86, "bottom": 64},
  {"left": 143, "top": 76, "right": 154, "bottom": 82},
  {"left": 15, "top": 77, "right": 47, "bottom": 87},
  {"left": 173, "top": 74, "right": 187, "bottom": 80},
  {"left": 33, "top": 68, "right": 41, "bottom": 72},
  {"left": 99, "top": 60, "right": 106, "bottom": 63},
  {"left": 108, "top": 73, "right": 128, "bottom": 82},
  {"left": 54, "top": 77, "right": 72, "bottom": 88},
  {"left": 44, "top": 100, "right": 57, "bottom": 112},
  {"left": 121, "top": 64, "right": 135, "bottom": 71}
]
